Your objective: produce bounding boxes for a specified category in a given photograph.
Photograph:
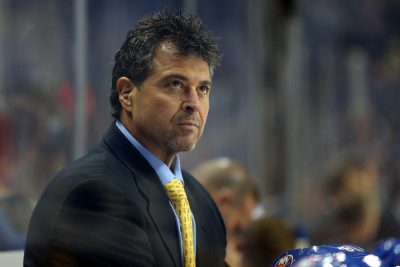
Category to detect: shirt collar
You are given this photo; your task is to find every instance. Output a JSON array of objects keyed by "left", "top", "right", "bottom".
[{"left": 115, "top": 121, "right": 183, "bottom": 185}]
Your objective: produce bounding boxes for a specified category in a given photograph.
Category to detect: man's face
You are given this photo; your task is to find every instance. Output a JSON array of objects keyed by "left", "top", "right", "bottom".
[{"left": 121, "top": 44, "right": 211, "bottom": 163}]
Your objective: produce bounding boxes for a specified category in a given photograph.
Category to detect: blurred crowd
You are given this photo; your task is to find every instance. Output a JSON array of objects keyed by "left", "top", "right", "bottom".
[
  {"left": 192, "top": 156, "right": 400, "bottom": 267},
  {"left": 0, "top": 1, "right": 400, "bottom": 266}
]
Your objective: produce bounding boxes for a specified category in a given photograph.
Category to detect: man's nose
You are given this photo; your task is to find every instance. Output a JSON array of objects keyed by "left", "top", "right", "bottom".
[{"left": 181, "top": 87, "right": 199, "bottom": 113}]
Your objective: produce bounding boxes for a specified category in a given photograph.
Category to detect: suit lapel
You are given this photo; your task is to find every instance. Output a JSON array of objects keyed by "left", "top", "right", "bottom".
[
  {"left": 102, "top": 123, "right": 181, "bottom": 266},
  {"left": 136, "top": 172, "right": 182, "bottom": 267}
]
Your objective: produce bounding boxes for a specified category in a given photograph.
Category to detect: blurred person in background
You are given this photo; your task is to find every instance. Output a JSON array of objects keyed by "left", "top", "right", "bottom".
[
  {"left": 241, "top": 215, "right": 296, "bottom": 267},
  {"left": 0, "top": 88, "right": 67, "bottom": 251},
  {"left": 311, "top": 153, "right": 400, "bottom": 249},
  {"left": 388, "top": 171, "right": 400, "bottom": 227},
  {"left": 192, "top": 157, "right": 258, "bottom": 267},
  {"left": 24, "top": 10, "right": 228, "bottom": 267},
  {"left": 0, "top": 109, "right": 27, "bottom": 250}
]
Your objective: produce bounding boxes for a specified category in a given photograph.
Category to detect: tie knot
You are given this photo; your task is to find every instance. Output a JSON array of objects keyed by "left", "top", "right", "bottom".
[{"left": 164, "top": 178, "right": 186, "bottom": 202}]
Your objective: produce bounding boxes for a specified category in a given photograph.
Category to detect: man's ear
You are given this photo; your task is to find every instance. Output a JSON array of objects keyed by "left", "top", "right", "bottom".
[{"left": 116, "top": 77, "right": 135, "bottom": 112}]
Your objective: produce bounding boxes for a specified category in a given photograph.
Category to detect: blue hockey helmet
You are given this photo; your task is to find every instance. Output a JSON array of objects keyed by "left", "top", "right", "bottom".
[
  {"left": 270, "top": 244, "right": 382, "bottom": 267},
  {"left": 371, "top": 238, "right": 400, "bottom": 266}
]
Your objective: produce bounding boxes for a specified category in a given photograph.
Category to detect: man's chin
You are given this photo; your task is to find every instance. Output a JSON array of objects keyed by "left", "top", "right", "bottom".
[
  {"left": 178, "top": 142, "right": 197, "bottom": 152},
  {"left": 168, "top": 139, "right": 198, "bottom": 153}
]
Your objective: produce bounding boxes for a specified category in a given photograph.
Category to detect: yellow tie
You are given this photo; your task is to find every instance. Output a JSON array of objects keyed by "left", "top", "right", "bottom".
[{"left": 164, "top": 179, "right": 195, "bottom": 267}]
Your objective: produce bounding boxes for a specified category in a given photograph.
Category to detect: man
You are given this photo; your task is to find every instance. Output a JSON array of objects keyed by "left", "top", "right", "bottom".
[
  {"left": 240, "top": 216, "right": 295, "bottom": 267},
  {"left": 24, "top": 10, "right": 227, "bottom": 267},
  {"left": 311, "top": 154, "right": 400, "bottom": 249},
  {"left": 191, "top": 158, "right": 258, "bottom": 267}
]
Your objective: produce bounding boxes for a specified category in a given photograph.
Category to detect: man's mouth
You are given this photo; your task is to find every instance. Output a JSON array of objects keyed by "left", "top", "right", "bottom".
[
  {"left": 177, "top": 121, "right": 199, "bottom": 127},
  {"left": 176, "top": 120, "right": 200, "bottom": 131}
]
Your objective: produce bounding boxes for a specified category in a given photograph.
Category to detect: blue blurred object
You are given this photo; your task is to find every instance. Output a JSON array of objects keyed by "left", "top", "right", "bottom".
[
  {"left": 0, "top": 210, "right": 26, "bottom": 251},
  {"left": 371, "top": 238, "right": 400, "bottom": 267},
  {"left": 270, "top": 244, "right": 382, "bottom": 267}
]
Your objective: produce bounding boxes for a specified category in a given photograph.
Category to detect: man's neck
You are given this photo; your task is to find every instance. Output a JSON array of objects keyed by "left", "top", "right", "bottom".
[{"left": 119, "top": 116, "right": 176, "bottom": 167}]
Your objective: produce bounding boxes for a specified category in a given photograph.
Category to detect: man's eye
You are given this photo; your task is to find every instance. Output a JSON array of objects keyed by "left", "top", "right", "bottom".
[
  {"left": 199, "top": 86, "right": 210, "bottom": 94},
  {"left": 168, "top": 80, "right": 184, "bottom": 88}
]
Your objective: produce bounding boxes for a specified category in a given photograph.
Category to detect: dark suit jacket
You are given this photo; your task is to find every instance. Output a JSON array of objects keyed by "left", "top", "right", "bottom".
[{"left": 24, "top": 124, "right": 227, "bottom": 267}]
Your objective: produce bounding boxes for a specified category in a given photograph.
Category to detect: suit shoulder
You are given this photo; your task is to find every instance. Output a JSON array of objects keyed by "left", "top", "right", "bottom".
[
  {"left": 53, "top": 146, "right": 129, "bottom": 186},
  {"left": 35, "top": 145, "right": 136, "bottom": 215}
]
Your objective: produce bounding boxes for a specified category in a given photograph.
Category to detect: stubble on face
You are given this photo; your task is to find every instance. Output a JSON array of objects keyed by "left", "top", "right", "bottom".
[{"left": 164, "top": 112, "right": 205, "bottom": 153}]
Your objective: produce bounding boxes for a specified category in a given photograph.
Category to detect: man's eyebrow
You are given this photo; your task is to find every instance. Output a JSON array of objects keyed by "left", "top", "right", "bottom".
[
  {"left": 161, "top": 74, "right": 212, "bottom": 86},
  {"left": 162, "top": 74, "right": 188, "bottom": 82},
  {"left": 199, "top": 80, "right": 212, "bottom": 87}
]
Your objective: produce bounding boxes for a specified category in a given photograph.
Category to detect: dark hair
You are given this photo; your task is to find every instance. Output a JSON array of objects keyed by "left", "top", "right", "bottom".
[
  {"left": 109, "top": 10, "right": 222, "bottom": 119},
  {"left": 242, "top": 216, "right": 295, "bottom": 267}
]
